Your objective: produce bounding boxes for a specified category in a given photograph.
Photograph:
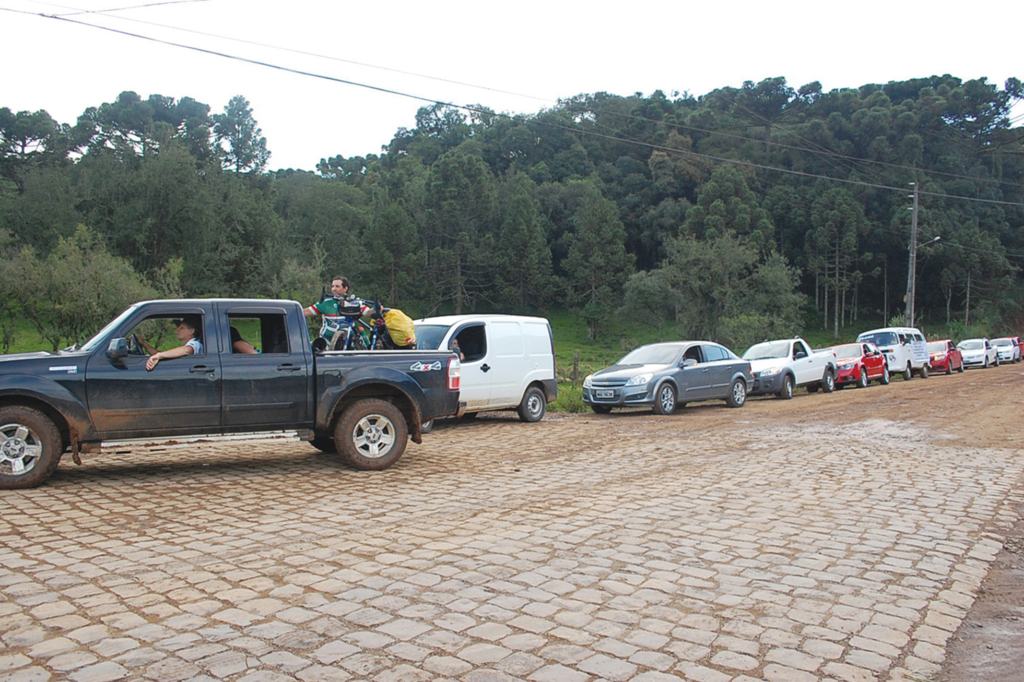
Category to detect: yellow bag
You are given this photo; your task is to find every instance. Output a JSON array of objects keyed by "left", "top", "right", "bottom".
[{"left": 384, "top": 309, "right": 416, "bottom": 347}]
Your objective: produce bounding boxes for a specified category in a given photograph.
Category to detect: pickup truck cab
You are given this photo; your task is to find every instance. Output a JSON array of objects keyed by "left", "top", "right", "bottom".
[
  {"left": 0, "top": 299, "right": 460, "bottom": 489},
  {"left": 856, "top": 326, "right": 929, "bottom": 380},
  {"left": 742, "top": 338, "right": 837, "bottom": 399}
]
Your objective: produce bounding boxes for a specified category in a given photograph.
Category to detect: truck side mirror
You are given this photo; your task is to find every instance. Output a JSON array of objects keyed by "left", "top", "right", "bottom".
[{"left": 107, "top": 338, "right": 128, "bottom": 361}]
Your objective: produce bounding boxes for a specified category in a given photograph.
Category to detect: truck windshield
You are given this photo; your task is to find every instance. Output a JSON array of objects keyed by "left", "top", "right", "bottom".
[
  {"left": 742, "top": 341, "right": 791, "bottom": 361},
  {"left": 830, "top": 344, "right": 862, "bottom": 359},
  {"left": 79, "top": 305, "right": 139, "bottom": 353},
  {"left": 618, "top": 344, "right": 682, "bottom": 366},
  {"left": 413, "top": 324, "right": 451, "bottom": 351},
  {"left": 858, "top": 332, "right": 898, "bottom": 347}
]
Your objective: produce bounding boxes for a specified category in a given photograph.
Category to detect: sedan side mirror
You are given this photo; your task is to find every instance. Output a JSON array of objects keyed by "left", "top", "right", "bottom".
[
  {"left": 107, "top": 338, "right": 128, "bottom": 361},
  {"left": 682, "top": 358, "right": 698, "bottom": 368}
]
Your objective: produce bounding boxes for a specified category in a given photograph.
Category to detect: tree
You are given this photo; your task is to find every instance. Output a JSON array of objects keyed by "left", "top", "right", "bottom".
[
  {"left": 808, "top": 188, "right": 866, "bottom": 337},
  {"left": 423, "top": 146, "right": 498, "bottom": 313},
  {"left": 213, "top": 95, "right": 270, "bottom": 173},
  {"left": 491, "top": 172, "right": 556, "bottom": 312},
  {"left": 562, "top": 181, "right": 634, "bottom": 340},
  {"left": 11, "top": 225, "right": 156, "bottom": 350},
  {"left": 0, "top": 108, "right": 68, "bottom": 195}
]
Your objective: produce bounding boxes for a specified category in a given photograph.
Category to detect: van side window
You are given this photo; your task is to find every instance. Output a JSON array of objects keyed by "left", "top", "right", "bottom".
[{"left": 455, "top": 325, "right": 486, "bottom": 363}]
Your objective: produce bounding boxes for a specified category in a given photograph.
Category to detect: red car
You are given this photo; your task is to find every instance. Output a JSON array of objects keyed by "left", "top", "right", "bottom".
[
  {"left": 828, "top": 342, "right": 889, "bottom": 388},
  {"left": 928, "top": 339, "right": 964, "bottom": 374}
]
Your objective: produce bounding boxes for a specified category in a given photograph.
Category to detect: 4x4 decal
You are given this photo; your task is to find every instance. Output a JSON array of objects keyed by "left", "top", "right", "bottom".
[{"left": 410, "top": 361, "right": 442, "bottom": 372}]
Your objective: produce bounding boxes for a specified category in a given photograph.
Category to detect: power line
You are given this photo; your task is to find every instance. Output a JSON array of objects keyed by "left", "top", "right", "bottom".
[
  {"left": 5, "top": 6, "right": 1024, "bottom": 210},
  {"left": 16, "top": 0, "right": 1024, "bottom": 193}
]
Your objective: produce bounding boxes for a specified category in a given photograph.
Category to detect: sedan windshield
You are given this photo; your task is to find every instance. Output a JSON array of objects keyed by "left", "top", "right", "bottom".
[
  {"left": 830, "top": 344, "right": 862, "bottom": 359},
  {"left": 959, "top": 340, "right": 983, "bottom": 350},
  {"left": 742, "top": 341, "right": 791, "bottom": 361},
  {"left": 993, "top": 339, "right": 1012, "bottom": 347},
  {"left": 927, "top": 341, "right": 948, "bottom": 352},
  {"left": 618, "top": 344, "right": 682, "bottom": 366}
]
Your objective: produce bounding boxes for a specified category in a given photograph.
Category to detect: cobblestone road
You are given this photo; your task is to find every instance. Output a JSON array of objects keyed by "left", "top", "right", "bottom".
[{"left": 2, "top": 368, "right": 1022, "bottom": 681}]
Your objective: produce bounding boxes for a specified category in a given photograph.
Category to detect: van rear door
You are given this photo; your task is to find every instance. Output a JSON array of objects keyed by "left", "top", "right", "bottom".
[{"left": 487, "top": 319, "right": 528, "bottom": 409}]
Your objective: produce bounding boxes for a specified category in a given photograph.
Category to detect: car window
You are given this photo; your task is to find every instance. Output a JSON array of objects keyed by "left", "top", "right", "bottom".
[
  {"left": 619, "top": 344, "right": 683, "bottom": 365},
  {"left": 413, "top": 324, "right": 451, "bottom": 351},
  {"left": 742, "top": 341, "right": 790, "bottom": 360},
  {"left": 858, "top": 331, "right": 898, "bottom": 346},
  {"left": 703, "top": 345, "right": 728, "bottom": 362}
]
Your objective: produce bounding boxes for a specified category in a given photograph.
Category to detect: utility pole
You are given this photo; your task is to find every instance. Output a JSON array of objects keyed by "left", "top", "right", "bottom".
[{"left": 905, "top": 183, "right": 919, "bottom": 327}]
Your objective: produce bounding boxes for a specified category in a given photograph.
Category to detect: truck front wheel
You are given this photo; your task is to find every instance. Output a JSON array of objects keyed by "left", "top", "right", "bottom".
[
  {"left": 0, "top": 406, "right": 63, "bottom": 489},
  {"left": 334, "top": 399, "right": 408, "bottom": 470}
]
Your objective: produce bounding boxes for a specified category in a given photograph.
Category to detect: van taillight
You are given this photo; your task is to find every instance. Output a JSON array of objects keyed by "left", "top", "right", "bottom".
[{"left": 447, "top": 357, "right": 461, "bottom": 391}]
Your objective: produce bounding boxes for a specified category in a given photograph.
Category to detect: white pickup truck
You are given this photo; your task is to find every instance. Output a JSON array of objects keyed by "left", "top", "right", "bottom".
[{"left": 741, "top": 338, "right": 838, "bottom": 399}]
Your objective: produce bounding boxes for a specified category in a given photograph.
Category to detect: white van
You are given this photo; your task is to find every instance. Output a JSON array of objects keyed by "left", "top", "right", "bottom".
[
  {"left": 414, "top": 314, "right": 558, "bottom": 426},
  {"left": 855, "top": 326, "right": 930, "bottom": 379}
]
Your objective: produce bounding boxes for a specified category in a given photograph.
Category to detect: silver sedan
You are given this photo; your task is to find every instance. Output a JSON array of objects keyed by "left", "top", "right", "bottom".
[{"left": 583, "top": 341, "right": 753, "bottom": 415}]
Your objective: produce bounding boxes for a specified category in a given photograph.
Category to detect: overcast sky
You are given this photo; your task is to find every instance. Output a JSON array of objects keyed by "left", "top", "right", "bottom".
[{"left": 5, "top": 0, "right": 1022, "bottom": 171}]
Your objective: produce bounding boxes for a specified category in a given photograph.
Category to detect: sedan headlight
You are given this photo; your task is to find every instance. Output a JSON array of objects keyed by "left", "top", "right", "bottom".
[
  {"left": 583, "top": 374, "right": 593, "bottom": 388},
  {"left": 760, "top": 366, "right": 782, "bottom": 377},
  {"left": 626, "top": 373, "right": 653, "bottom": 386}
]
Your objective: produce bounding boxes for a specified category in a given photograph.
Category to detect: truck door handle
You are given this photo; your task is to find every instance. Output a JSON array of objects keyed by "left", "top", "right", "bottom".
[
  {"left": 481, "top": 364, "right": 491, "bottom": 373},
  {"left": 277, "top": 364, "right": 301, "bottom": 372},
  {"left": 189, "top": 366, "right": 216, "bottom": 374}
]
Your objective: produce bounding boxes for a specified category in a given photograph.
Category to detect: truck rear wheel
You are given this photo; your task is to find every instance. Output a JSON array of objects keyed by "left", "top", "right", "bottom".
[
  {"left": 334, "top": 399, "right": 407, "bottom": 470},
  {"left": 0, "top": 407, "right": 63, "bottom": 489}
]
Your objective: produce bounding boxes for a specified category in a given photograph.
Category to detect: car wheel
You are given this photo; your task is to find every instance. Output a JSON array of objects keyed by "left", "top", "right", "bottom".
[
  {"left": 957, "top": 361, "right": 964, "bottom": 373},
  {"left": 995, "top": 356, "right": 1000, "bottom": 367},
  {"left": 880, "top": 365, "right": 891, "bottom": 385},
  {"left": 725, "top": 379, "right": 746, "bottom": 408},
  {"left": 334, "top": 399, "right": 407, "bottom": 471},
  {"left": 0, "top": 407, "right": 63, "bottom": 489},
  {"left": 919, "top": 363, "right": 929, "bottom": 379},
  {"left": 653, "top": 383, "right": 677, "bottom": 415},
  {"left": 590, "top": 405, "right": 612, "bottom": 415},
  {"left": 983, "top": 357, "right": 989, "bottom": 369},
  {"left": 857, "top": 367, "right": 869, "bottom": 388},
  {"left": 517, "top": 386, "right": 546, "bottom": 423},
  {"left": 777, "top": 375, "right": 794, "bottom": 400},
  {"left": 420, "top": 419, "right": 434, "bottom": 435},
  {"left": 903, "top": 363, "right": 913, "bottom": 381},
  {"left": 821, "top": 369, "right": 835, "bottom": 393},
  {"left": 946, "top": 362, "right": 953, "bottom": 375}
]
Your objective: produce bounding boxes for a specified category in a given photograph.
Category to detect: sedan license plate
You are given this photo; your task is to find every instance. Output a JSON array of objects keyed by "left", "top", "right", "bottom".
[{"left": 595, "top": 389, "right": 615, "bottom": 399}]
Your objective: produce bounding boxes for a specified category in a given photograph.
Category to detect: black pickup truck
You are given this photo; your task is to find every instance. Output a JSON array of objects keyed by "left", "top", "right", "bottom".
[{"left": 0, "top": 299, "right": 461, "bottom": 488}]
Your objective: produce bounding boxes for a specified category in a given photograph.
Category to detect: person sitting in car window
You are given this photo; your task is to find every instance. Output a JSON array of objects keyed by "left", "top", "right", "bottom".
[
  {"left": 230, "top": 327, "right": 259, "bottom": 354},
  {"left": 139, "top": 317, "right": 203, "bottom": 371}
]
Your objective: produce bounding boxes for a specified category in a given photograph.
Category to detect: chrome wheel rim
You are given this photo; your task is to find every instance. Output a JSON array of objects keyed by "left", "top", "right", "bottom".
[
  {"left": 351, "top": 413, "right": 397, "bottom": 459},
  {"left": 0, "top": 422, "right": 43, "bottom": 476}
]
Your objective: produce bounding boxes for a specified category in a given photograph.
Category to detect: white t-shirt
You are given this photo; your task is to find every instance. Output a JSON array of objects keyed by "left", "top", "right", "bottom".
[{"left": 185, "top": 338, "right": 203, "bottom": 355}]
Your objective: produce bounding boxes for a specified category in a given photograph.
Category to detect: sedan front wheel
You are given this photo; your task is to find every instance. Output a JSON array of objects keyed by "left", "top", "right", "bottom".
[{"left": 653, "top": 383, "right": 677, "bottom": 415}]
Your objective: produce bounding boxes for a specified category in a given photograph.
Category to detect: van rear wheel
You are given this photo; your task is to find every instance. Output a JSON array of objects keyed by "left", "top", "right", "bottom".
[{"left": 517, "top": 387, "right": 546, "bottom": 423}]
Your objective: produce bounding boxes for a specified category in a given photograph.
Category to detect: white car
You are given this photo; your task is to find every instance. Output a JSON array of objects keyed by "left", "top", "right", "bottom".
[
  {"left": 414, "top": 314, "right": 557, "bottom": 427},
  {"left": 991, "top": 337, "right": 1021, "bottom": 363},
  {"left": 957, "top": 338, "right": 998, "bottom": 369},
  {"left": 855, "top": 326, "right": 929, "bottom": 380}
]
